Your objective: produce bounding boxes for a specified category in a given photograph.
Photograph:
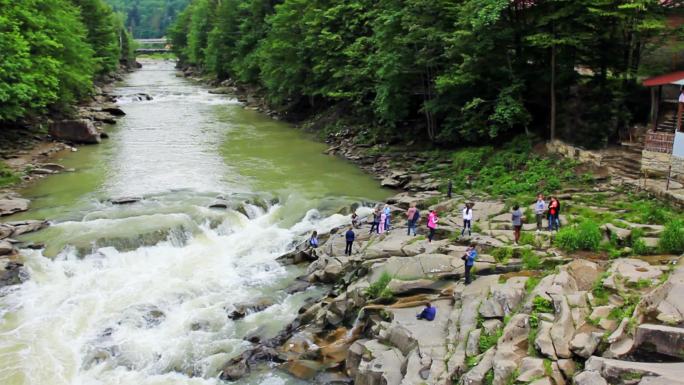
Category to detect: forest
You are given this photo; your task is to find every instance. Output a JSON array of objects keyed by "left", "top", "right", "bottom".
[
  {"left": 106, "top": 0, "right": 191, "bottom": 38},
  {"left": 169, "top": 0, "right": 683, "bottom": 147},
  {"left": 0, "top": 0, "right": 135, "bottom": 124}
]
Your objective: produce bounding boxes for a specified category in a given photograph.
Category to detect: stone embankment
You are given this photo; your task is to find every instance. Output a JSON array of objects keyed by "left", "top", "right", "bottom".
[{"left": 217, "top": 189, "right": 684, "bottom": 385}]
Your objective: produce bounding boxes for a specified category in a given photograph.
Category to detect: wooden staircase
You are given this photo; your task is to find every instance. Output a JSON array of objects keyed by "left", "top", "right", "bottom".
[{"left": 656, "top": 115, "right": 678, "bottom": 133}]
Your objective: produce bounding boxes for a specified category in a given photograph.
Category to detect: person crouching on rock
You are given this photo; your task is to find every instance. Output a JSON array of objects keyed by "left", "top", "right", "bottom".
[
  {"left": 345, "top": 226, "right": 355, "bottom": 256},
  {"left": 416, "top": 302, "right": 436, "bottom": 321},
  {"left": 427, "top": 210, "right": 438, "bottom": 242},
  {"left": 462, "top": 246, "right": 478, "bottom": 285}
]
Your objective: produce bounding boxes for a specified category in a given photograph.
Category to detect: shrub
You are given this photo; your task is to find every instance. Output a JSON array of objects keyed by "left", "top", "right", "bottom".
[
  {"left": 519, "top": 232, "right": 538, "bottom": 248},
  {"left": 658, "top": 220, "right": 684, "bottom": 254},
  {"left": 521, "top": 249, "right": 542, "bottom": 270},
  {"left": 492, "top": 247, "right": 514, "bottom": 263},
  {"left": 0, "top": 162, "right": 19, "bottom": 187},
  {"left": 533, "top": 296, "right": 554, "bottom": 313},
  {"left": 632, "top": 238, "right": 651, "bottom": 256},
  {"left": 366, "top": 272, "right": 392, "bottom": 299},
  {"left": 525, "top": 276, "right": 541, "bottom": 293},
  {"left": 592, "top": 272, "right": 610, "bottom": 305},
  {"left": 479, "top": 327, "right": 503, "bottom": 351},
  {"left": 554, "top": 220, "right": 602, "bottom": 252}
]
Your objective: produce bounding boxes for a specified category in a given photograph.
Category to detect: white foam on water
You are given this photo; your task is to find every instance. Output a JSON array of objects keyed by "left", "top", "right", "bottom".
[{"left": 0, "top": 204, "right": 352, "bottom": 385}]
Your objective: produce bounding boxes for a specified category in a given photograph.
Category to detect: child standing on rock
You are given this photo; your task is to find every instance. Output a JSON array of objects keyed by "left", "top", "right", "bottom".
[
  {"left": 548, "top": 197, "right": 560, "bottom": 232},
  {"left": 379, "top": 209, "right": 387, "bottom": 234},
  {"left": 534, "top": 194, "right": 547, "bottom": 232},
  {"left": 461, "top": 202, "right": 473, "bottom": 236},
  {"left": 427, "top": 210, "right": 438, "bottom": 242},
  {"left": 384, "top": 205, "right": 392, "bottom": 231}
]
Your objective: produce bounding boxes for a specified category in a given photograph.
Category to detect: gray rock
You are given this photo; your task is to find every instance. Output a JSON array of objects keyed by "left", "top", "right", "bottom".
[
  {"left": 635, "top": 324, "right": 684, "bottom": 359},
  {"left": 49, "top": 119, "right": 101, "bottom": 144},
  {"left": 0, "top": 240, "right": 14, "bottom": 255},
  {"left": 492, "top": 314, "right": 530, "bottom": 385},
  {"left": 516, "top": 357, "right": 545, "bottom": 382},
  {"left": 7, "top": 220, "right": 48, "bottom": 236},
  {"left": 466, "top": 329, "right": 481, "bottom": 357},
  {"left": 0, "top": 198, "right": 30, "bottom": 216},
  {"left": 550, "top": 294, "right": 574, "bottom": 358},
  {"left": 461, "top": 347, "right": 496, "bottom": 385},
  {"left": 574, "top": 371, "right": 608, "bottom": 385},
  {"left": 570, "top": 332, "right": 602, "bottom": 358},
  {"left": 111, "top": 196, "right": 142, "bottom": 205},
  {"left": 585, "top": 356, "right": 684, "bottom": 384},
  {"left": 535, "top": 321, "right": 557, "bottom": 360},
  {"left": 353, "top": 340, "right": 405, "bottom": 385}
]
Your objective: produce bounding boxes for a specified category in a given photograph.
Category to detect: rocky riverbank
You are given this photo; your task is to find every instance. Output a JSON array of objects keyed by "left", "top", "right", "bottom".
[
  {"left": 0, "top": 67, "right": 134, "bottom": 283},
  {"left": 214, "top": 187, "right": 684, "bottom": 385}
]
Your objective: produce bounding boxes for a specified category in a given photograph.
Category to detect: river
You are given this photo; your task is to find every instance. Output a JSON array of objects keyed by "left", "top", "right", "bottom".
[{"left": 0, "top": 60, "right": 390, "bottom": 385}]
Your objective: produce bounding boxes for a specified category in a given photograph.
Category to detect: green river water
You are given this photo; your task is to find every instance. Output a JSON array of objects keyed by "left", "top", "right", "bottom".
[{"left": 0, "top": 59, "right": 390, "bottom": 385}]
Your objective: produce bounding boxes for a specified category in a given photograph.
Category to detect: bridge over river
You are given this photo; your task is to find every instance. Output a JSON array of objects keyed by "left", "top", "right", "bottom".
[{"left": 135, "top": 38, "right": 171, "bottom": 54}]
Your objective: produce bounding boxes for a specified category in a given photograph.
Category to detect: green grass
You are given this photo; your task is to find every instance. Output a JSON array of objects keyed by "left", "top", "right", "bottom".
[
  {"left": 659, "top": 220, "right": 684, "bottom": 254},
  {"left": 492, "top": 247, "right": 514, "bottom": 263},
  {"left": 365, "top": 272, "right": 393, "bottom": 300},
  {"left": 532, "top": 296, "right": 554, "bottom": 314},
  {"left": 525, "top": 276, "right": 542, "bottom": 293},
  {"left": 554, "top": 219, "right": 602, "bottom": 252},
  {"left": 592, "top": 272, "right": 610, "bottom": 306},
  {"left": 521, "top": 249, "right": 542, "bottom": 269},
  {"left": 479, "top": 327, "right": 503, "bottom": 352},
  {"left": 518, "top": 232, "right": 539, "bottom": 248},
  {"left": 0, "top": 162, "right": 19, "bottom": 187},
  {"left": 137, "top": 52, "right": 177, "bottom": 60}
]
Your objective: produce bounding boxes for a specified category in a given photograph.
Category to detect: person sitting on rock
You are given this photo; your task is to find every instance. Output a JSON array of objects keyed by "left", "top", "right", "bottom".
[
  {"left": 308, "top": 231, "right": 319, "bottom": 248},
  {"left": 416, "top": 302, "right": 436, "bottom": 321}
]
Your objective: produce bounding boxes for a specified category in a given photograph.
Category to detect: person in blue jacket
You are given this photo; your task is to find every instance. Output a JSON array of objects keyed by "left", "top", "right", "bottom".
[
  {"left": 462, "top": 246, "right": 478, "bottom": 285},
  {"left": 416, "top": 302, "right": 436, "bottom": 321},
  {"left": 345, "top": 226, "right": 355, "bottom": 256},
  {"left": 308, "top": 231, "right": 319, "bottom": 248}
]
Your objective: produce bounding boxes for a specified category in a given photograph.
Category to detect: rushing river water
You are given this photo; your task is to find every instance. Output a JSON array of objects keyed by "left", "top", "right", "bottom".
[{"left": 0, "top": 60, "right": 390, "bottom": 385}]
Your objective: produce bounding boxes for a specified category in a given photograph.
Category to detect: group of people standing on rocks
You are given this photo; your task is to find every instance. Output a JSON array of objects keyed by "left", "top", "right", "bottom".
[{"left": 306, "top": 192, "right": 564, "bottom": 287}]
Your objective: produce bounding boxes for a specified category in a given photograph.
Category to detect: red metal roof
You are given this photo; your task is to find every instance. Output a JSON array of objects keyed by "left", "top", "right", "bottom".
[{"left": 643, "top": 71, "right": 684, "bottom": 87}]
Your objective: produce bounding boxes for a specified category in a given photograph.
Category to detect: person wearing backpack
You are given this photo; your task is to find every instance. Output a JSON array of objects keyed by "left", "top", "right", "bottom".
[
  {"left": 461, "top": 202, "right": 473, "bottom": 236},
  {"left": 369, "top": 206, "right": 380, "bottom": 234}
]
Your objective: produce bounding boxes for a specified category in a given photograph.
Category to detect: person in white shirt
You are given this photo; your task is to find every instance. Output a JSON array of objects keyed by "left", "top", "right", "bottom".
[{"left": 461, "top": 202, "right": 473, "bottom": 236}]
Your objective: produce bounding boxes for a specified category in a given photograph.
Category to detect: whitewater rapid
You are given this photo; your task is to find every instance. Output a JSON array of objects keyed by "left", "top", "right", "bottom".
[{"left": 0, "top": 59, "right": 386, "bottom": 385}]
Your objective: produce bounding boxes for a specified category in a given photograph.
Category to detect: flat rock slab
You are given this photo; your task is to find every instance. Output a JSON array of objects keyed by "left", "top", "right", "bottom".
[
  {"left": 635, "top": 324, "right": 684, "bottom": 359},
  {"left": 0, "top": 198, "right": 30, "bottom": 216},
  {"left": 586, "top": 356, "right": 684, "bottom": 383}
]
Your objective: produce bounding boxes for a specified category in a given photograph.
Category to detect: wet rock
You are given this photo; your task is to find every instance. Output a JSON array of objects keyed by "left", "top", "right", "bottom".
[
  {"left": 37, "top": 163, "right": 66, "bottom": 172},
  {"left": 209, "top": 200, "right": 230, "bottom": 209},
  {"left": 0, "top": 225, "right": 13, "bottom": 239},
  {"left": 110, "top": 196, "right": 142, "bottom": 205},
  {"left": 49, "top": 119, "right": 101, "bottom": 144},
  {"left": 102, "top": 106, "right": 126, "bottom": 116},
  {"left": 219, "top": 346, "right": 283, "bottom": 381},
  {"left": 0, "top": 240, "right": 14, "bottom": 255},
  {"left": 313, "top": 371, "right": 353, "bottom": 385},
  {"left": 228, "top": 298, "right": 274, "bottom": 320},
  {"left": 285, "top": 279, "right": 311, "bottom": 294},
  {"left": 0, "top": 198, "right": 30, "bottom": 216},
  {"left": 7, "top": 220, "right": 49, "bottom": 236},
  {"left": 30, "top": 168, "right": 56, "bottom": 175},
  {"left": 283, "top": 359, "right": 324, "bottom": 380},
  {"left": 0, "top": 261, "right": 25, "bottom": 287},
  {"left": 634, "top": 324, "right": 684, "bottom": 359},
  {"left": 381, "top": 177, "right": 403, "bottom": 189}
]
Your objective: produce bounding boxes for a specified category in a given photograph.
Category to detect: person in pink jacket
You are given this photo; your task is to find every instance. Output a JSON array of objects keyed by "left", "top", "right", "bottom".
[
  {"left": 427, "top": 210, "right": 438, "bottom": 242},
  {"left": 378, "top": 210, "right": 387, "bottom": 234}
]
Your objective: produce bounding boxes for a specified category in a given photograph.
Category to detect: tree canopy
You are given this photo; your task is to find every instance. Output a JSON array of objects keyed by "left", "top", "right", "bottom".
[
  {"left": 170, "top": 0, "right": 681, "bottom": 147},
  {"left": 106, "top": 0, "right": 191, "bottom": 38},
  {"left": 0, "top": 0, "right": 134, "bottom": 123}
]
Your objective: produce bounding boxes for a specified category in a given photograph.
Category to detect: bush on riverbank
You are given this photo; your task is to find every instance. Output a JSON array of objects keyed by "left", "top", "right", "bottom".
[
  {"left": 0, "top": 163, "right": 19, "bottom": 187},
  {"left": 554, "top": 220, "right": 602, "bottom": 252},
  {"left": 659, "top": 220, "right": 684, "bottom": 255}
]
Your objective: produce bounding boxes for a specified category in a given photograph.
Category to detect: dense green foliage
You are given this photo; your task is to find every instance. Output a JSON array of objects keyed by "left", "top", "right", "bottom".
[
  {"left": 554, "top": 219, "right": 602, "bottom": 252},
  {"left": 659, "top": 220, "right": 684, "bottom": 254},
  {"left": 0, "top": 0, "right": 133, "bottom": 123},
  {"left": 107, "top": 0, "right": 190, "bottom": 38},
  {"left": 170, "top": 0, "right": 679, "bottom": 146},
  {"left": 0, "top": 162, "right": 20, "bottom": 187}
]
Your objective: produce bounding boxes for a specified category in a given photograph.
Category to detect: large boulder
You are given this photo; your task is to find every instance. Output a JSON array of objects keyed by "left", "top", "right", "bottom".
[
  {"left": 549, "top": 294, "right": 574, "bottom": 359},
  {"left": 634, "top": 324, "right": 684, "bottom": 359},
  {"left": 6, "top": 220, "right": 48, "bottom": 236},
  {"left": 352, "top": 340, "right": 405, "bottom": 385},
  {"left": 0, "top": 198, "right": 30, "bottom": 216},
  {"left": 49, "top": 119, "right": 101, "bottom": 144},
  {"left": 0, "top": 241, "right": 14, "bottom": 256}
]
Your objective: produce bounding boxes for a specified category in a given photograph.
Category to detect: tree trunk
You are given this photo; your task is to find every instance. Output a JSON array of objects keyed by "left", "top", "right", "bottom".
[{"left": 550, "top": 43, "right": 556, "bottom": 142}]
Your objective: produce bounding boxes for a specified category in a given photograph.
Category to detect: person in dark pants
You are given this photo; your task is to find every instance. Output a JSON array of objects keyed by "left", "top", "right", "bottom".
[
  {"left": 345, "top": 226, "right": 355, "bottom": 256},
  {"left": 416, "top": 302, "right": 436, "bottom": 321},
  {"left": 369, "top": 207, "right": 380, "bottom": 234},
  {"left": 462, "top": 246, "right": 478, "bottom": 285},
  {"left": 512, "top": 204, "right": 523, "bottom": 245},
  {"left": 427, "top": 210, "right": 438, "bottom": 242}
]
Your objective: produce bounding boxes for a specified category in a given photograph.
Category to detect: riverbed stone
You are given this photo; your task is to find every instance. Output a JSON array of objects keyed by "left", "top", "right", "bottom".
[
  {"left": 49, "top": 119, "right": 101, "bottom": 144},
  {"left": 0, "top": 198, "right": 30, "bottom": 216},
  {"left": 7, "top": 220, "right": 48, "bottom": 236},
  {"left": 0, "top": 240, "right": 14, "bottom": 255}
]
